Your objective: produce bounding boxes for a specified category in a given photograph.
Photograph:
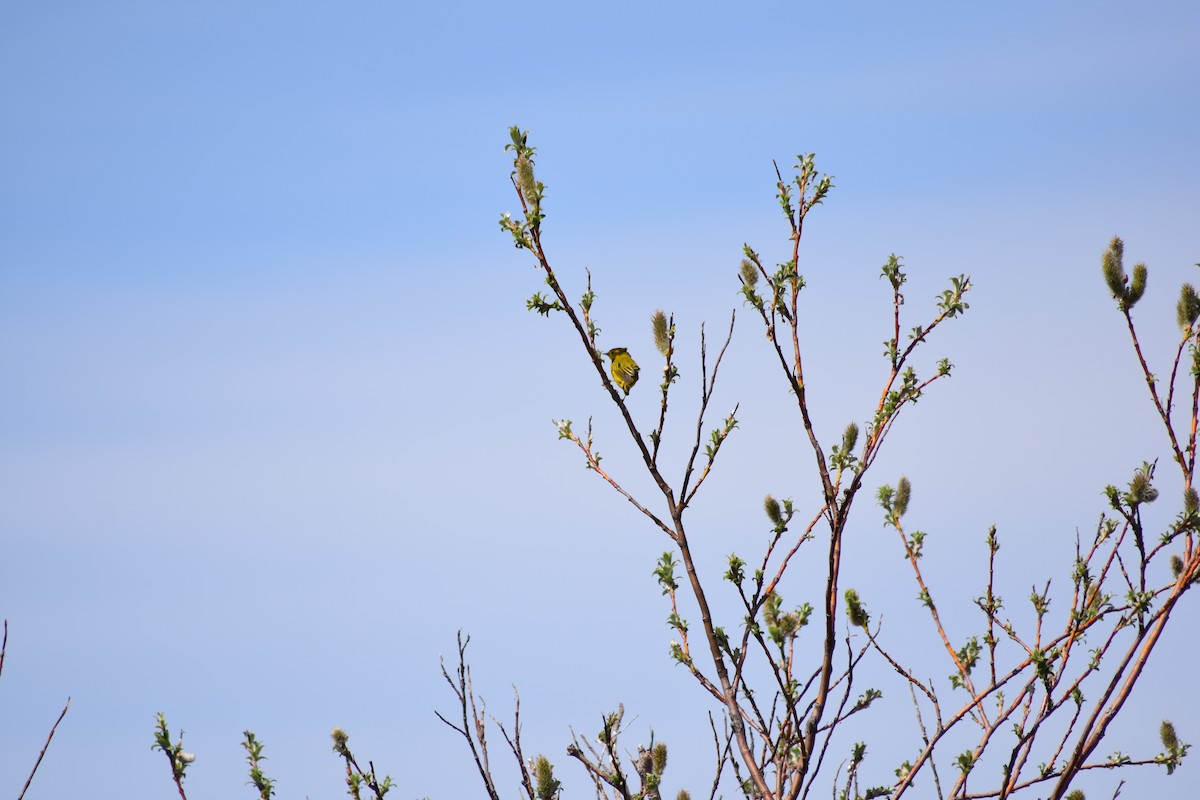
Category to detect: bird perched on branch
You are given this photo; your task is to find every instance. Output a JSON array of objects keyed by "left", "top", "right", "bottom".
[{"left": 605, "top": 348, "right": 640, "bottom": 396}]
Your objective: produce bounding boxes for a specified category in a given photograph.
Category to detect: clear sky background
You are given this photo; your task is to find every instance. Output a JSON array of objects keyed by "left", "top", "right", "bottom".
[{"left": 2, "top": 2, "right": 1198, "bottom": 798}]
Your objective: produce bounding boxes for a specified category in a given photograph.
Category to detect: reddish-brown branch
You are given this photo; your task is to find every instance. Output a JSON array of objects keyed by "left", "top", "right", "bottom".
[
  {"left": 1121, "top": 309, "right": 1187, "bottom": 472},
  {"left": 512, "top": 179, "right": 681, "bottom": 518},
  {"left": 1189, "top": 333, "right": 1200, "bottom": 480},
  {"left": 1051, "top": 583, "right": 1189, "bottom": 799},
  {"left": 893, "top": 518, "right": 987, "bottom": 725},
  {"left": 673, "top": 514, "right": 774, "bottom": 798},
  {"left": 561, "top": 428, "right": 676, "bottom": 539}
]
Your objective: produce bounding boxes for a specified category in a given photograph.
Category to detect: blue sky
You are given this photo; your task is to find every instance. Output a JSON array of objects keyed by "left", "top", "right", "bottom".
[{"left": 1, "top": 2, "right": 1198, "bottom": 798}]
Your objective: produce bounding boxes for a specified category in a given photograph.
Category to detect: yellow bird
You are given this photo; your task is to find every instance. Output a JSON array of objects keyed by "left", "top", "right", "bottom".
[{"left": 605, "top": 348, "right": 640, "bottom": 396}]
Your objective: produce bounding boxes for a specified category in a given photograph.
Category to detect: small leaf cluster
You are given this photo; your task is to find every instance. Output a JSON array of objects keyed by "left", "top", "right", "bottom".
[
  {"left": 783, "top": 152, "right": 834, "bottom": 221},
  {"left": 876, "top": 476, "right": 911, "bottom": 528},
  {"left": 947, "top": 637, "right": 981, "bottom": 689},
  {"left": 527, "top": 288, "right": 564, "bottom": 316},
  {"left": 1029, "top": 647, "right": 1062, "bottom": 692},
  {"left": 724, "top": 552, "right": 747, "bottom": 586},
  {"left": 1104, "top": 462, "right": 1160, "bottom": 510},
  {"left": 765, "top": 591, "right": 813, "bottom": 645},
  {"left": 838, "top": 741, "right": 889, "bottom": 800},
  {"left": 151, "top": 712, "right": 195, "bottom": 785},
  {"left": 880, "top": 254, "right": 906, "bottom": 293},
  {"left": 850, "top": 688, "right": 883, "bottom": 714},
  {"left": 243, "top": 730, "right": 276, "bottom": 800},
  {"left": 1070, "top": 557, "right": 1110, "bottom": 625},
  {"left": 875, "top": 367, "right": 922, "bottom": 427},
  {"left": 704, "top": 411, "right": 739, "bottom": 460},
  {"left": 500, "top": 126, "right": 545, "bottom": 248},
  {"left": 829, "top": 423, "right": 860, "bottom": 473},
  {"left": 763, "top": 494, "right": 795, "bottom": 535},
  {"left": 738, "top": 246, "right": 803, "bottom": 321},
  {"left": 654, "top": 552, "right": 680, "bottom": 595},
  {"left": 937, "top": 275, "right": 971, "bottom": 318},
  {"left": 331, "top": 727, "right": 395, "bottom": 800},
  {"left": 712, "top": 625, "right": 740, "bottom": 663},
  {"left": 1029, "top": 583, "right": 1051, "bottom": 618}
]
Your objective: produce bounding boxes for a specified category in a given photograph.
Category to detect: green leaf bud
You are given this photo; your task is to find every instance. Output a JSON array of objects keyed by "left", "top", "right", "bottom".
[
  {"left": 507, "top": 125, "right": 527, "bottom": 152},
  {"left": 1065, "top": 791, "right": 1085, "bottom": 800},
  {"left": 1161, "top": 720, "right": 1179, "bottom": 750},
  {"left": 842, "top": 422, "right": 859, "bottom": 454},
  {"left": 796, "top": 602, "right": 813, "bottom": 628},
  {"left": 533, "top": 755, "right": 561, "bottom": 800},
  {"left": 1127, "top": 467, "right": 1159, "bottom": 505},
  {"left": 876, "top": 484, "right": 894, "bottom": 510},
  {"left": 881, "top": 254, "right": 906, "bottom": 291},
  {"left": 652, "top": 310, "right": 670, "bottom": 356},
  {"left": 739, "top": 258, "right": 759, "bottom": 289},
  {"left": 1104, "top": 484, "right": 1121, "bottom": 509},
  {"left": 1157, "top": 718, "right": 1189, "bottom": 775},
  {"left": 895, "top": 476, "right": 911, "bottom": 519},
  {"left": 724, "top": 553, "right": 746, "bottom": 585},
  {"left": 516, "top": 154, "right": 537, "bottom": 204},
  {"left": 654, "top": 552, "right": 679, "bottom": 594},
  {"left": 845, "top": 588, "right": 870, "bottom": 628},
  {"left": 652, "top": 741, "right": 668, "bottom": 774},
  {"left": 764, "top": 495, "right": 783, "bottom": 526},
  {"left": 1128, "top": 262, "right": 1147, "bottom": 307},
  {"left": 764, "top": 591, "right": 782, "bottom": 628},
  {"left": 1103, "top": 237, "right": 1127, "bottom": 301},
  {"left": 1177, "top": 284, "right": 1200, "bottom": 332}
]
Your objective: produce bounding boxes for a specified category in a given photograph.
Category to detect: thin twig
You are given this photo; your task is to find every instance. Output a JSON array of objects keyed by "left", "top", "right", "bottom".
[
  {"left": 17, "top": 697, "right": 71, "bottom": 800},
  {"left": 494, "top": 687, "right": 536, "bottom": 800},
  {"left": 435, "top": 632, "right": 502, "bottom": 800},
  {"left": 706, "top": 711, "right": 735, "bottom": 800}
]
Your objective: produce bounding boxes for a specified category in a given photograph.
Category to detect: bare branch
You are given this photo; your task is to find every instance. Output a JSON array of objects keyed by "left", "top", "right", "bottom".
[{"left": 17, "top": 697, "right": 71, "bottom": 800}]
